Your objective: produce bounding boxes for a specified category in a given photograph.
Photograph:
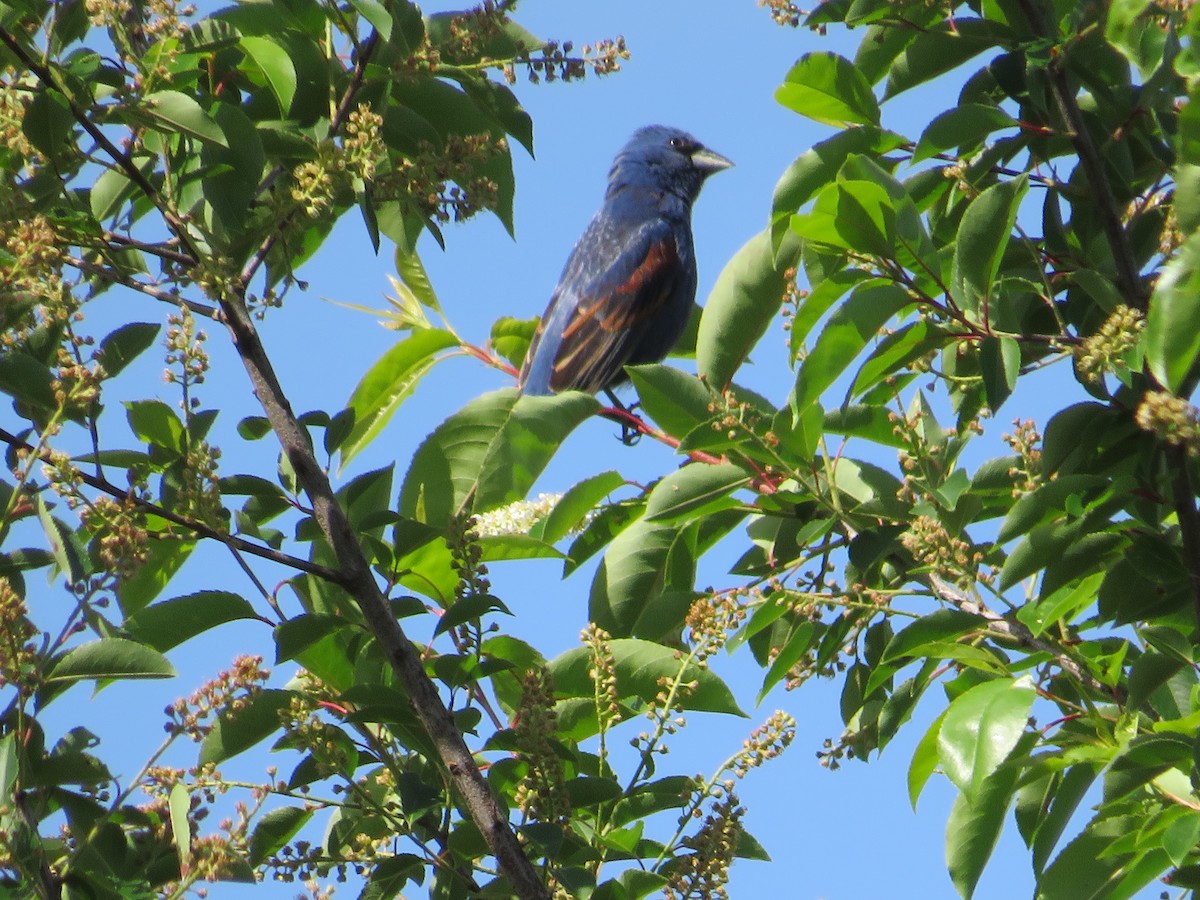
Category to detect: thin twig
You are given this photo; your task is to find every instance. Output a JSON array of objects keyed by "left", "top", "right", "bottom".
[
  {"left": 0, "top": 27, "right": 201, "bottom": 264},
  {"left": 1012, "top": 0, "right": 1147, "bottom": 310},
  {"left": 65, "top": 255, "right": 217, "bottom": 318},
  {"left": 928, "top": 575, "right": 1119, "bottom": 700},
  {"left": 98, "top": 232, "right": 195, "bottom": 266},
  {"left": 239, "top": 31, "right": 380, "bottom": 289},
  {"left": 0, "top": 426, "right": 344, "bottom": 585}
]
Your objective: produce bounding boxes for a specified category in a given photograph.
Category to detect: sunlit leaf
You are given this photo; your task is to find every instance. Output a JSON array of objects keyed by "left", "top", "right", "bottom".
[
  {"left": 775, "top": 52, "right": 880, "bottom": 126},
  {"left": 938, "top": 676, "right": 1035, "bottom": 802},
  {"left": 399, "top": 389, "right": 597, "bottom": 526},
  {"left": 49, "top": 638, "right": 175, "bottom": 682}
]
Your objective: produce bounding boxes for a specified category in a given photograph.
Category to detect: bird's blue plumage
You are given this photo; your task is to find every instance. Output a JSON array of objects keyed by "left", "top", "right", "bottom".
[{"left": 519, "top": 126, "right": 732, "bottom": 397}]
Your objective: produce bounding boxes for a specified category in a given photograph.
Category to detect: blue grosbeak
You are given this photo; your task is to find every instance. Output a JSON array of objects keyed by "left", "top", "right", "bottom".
[{"left": 519, "top": 125, "right": 732, "bottom": 398}]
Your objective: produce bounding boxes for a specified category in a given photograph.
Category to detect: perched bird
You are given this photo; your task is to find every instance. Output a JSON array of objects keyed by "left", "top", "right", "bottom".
[{"left": 518, "top": 125, "right": 733, "bottom": 399}]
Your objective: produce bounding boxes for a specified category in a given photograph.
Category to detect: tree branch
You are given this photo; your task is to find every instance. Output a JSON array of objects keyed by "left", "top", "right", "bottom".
[
  {"left": 928, "top": 575, "right": 1120, "bottom": 701},
  {"left": 207, "top": 34, "right": 548, "bottom": 900},
  {"left": 213, "top": 286, "right": 549, "bottom": 899},
  {"left": 0, "top": 426, "right": 345, "bottom": 585},
  {"left": 6, "top": 21, "right": 542, "bottom": 894},
  {"left": 1166, "top": 445, "right": 1200, "bottom": 624},
  {"left": 1013, "top": 0, "right": 1148, "bottom": 311},
  {"left": 65, "top": 255, "right": 218, "bottom": 319},
  {"left": 1015, "top": 0, "right": 1200, "bottom": 621}
]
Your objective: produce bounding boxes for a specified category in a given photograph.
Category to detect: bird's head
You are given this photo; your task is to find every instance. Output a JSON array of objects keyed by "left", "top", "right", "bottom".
[{"left": 607, "top": 125, "right": 733, "bottom": 204}]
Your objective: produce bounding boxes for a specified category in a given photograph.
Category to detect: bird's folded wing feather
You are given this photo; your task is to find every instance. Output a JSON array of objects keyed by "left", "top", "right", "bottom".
[{"left": 522, "top": 217, "right": 681, "bottom": 395}]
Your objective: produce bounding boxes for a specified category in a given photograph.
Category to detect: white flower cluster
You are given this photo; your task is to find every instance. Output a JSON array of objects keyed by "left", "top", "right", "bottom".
[{"left": 473, "top": 493, "right": 563, "bottom": 537}]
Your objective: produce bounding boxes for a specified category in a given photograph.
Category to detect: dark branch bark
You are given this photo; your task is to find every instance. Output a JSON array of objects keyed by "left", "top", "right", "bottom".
[
  {"left": 1166, "top": 446, "right": 1200, "bottom": 624},
  {"left": 213, "top": 286, "right": 550, "bottom": 900}
]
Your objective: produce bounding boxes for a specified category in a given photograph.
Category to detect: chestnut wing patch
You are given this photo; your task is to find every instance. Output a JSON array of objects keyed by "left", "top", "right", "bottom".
[{"left": 549, "top": 234, "right": 680, "bottom": 394}]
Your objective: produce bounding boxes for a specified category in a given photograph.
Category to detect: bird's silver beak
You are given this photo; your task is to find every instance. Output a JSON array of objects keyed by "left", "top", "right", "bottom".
[{"left": 691, "top": 146, "right": 734, "bottom": 175}]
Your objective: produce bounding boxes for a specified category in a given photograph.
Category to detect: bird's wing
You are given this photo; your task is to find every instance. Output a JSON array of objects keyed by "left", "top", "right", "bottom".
[{"left": 521, "top": 217, "right": 682, "bottom": 396}]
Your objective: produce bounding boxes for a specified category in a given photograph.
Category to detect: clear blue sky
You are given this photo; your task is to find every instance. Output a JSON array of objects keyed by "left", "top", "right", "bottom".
[{"left": 32, "top": 2, "right": 1151, "bottom": 897}]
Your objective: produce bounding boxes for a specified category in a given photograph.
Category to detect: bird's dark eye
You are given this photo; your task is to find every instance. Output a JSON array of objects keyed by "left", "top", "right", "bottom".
[{"left": 668, "top": 136, "right": 694, "bottom": 153}]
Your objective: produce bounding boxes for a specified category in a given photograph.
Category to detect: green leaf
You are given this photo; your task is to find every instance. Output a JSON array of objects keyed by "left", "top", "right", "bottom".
[
  {"left": 980, "top": 336, "right": 1019, "bottom": 411},
  {"left": 834, "top": 178, "right": 896, "bottom": 256},
  {"left": 848, "top": 320, "right": 944, "bottom": 400},
  {"left": 1030, "top": 764, "right": 1101, "bottom": 874},
  {"left": 565, "top": 776, "right": 623, "bottom": 808},
  {"left": 125, "top": 590, "right": 258, "bottom": 652},
  {"left": 1000, "top": 519, "right": 1116, "bottom": 591},
  {"left": 758, "top": 621, "right": 816, "bottom": 701},
  {"left": 1015, "top": 572, "right": 1105, "bottom": 638},
  {"left": 697, "top": 228, "right": 797, "bottom": 390},
  {"left": 238, "top": 35, "right": 297, "bottom": 116},
  {"left": 909, "top": 708, "right": 946, "bottom": 809},
  {"left": 775, "top": 52, "right": 881, "bottom": 126},
  {"left": 199, "top": 689, "right": 294, "bottom": 765},
  {"left": 644, "top": 463, "right": 748, "bottom": 523},
  {"left": 340, "top": 328, "right": 459, "bottom": 468},
  {"left": 394, "top": 244, "right": 442, "bottom": 313},
  {"left": 489, "top": 316, "right": 537, "bottom": 370},
  {"left": 880, "top": 609, "right": 988, "bottom": 664},
  {"left": 530, "top": 471, "right": 626, "bottom": 544},
  {"left": 399, "top": 389, "right": 597, "bottom": 526},
  {"left": 117, "top": 538, "right": 194, "bottom": 616},
  {"left": 938, "top": 676, "right": 1035, "bottom": 802},
  {"left": 1036, "top": 814, "right": 1142, "bottom": 899},
  {"left": 565, "top": 497, "right": 645, "bottom": 576},
  {"left": 1146, "top": 231, "right": 1200, "bottom": 392},
  {"left": 913, "top": 103, "right": 1018, "bottom": 163},
  {"left": 0, "top": 733, "right": 16, "bottom": 801},
  {"left": 626, "top": 365, "right": 712, "bottom": 439},
  {"left": 337, "top": 464, "right": 394, "bottom": 533},
  {"left": 434, "top": 593, "right": 511, "bottom": 636},
  {"left": 0, "top": 352, "right": 56, "bottom": 412},
  {"left": 996, "top": 475, "right": 1108, "bottom": 544},
  {"left": 178, "top": 17, "right": 241, "bottom": 53},
  {"left": 96, "top": 323, "right": 160, "bottom": 378},
  {"left": 951, "top": 176, "right": 1027, "bottom": 320},
  {"left": 23, "top": 89, "right": 75, "bottom": 163},
  {"left": 1106, "top": 0, "right": 1159, "bottom": 73},
  {"left": 348, "top": 0, "right": 392, "bottom": 40},
  {"left": 37, "top": 497, "right": 89, "bottom": 585},
  {"left": 273, "top": 614, "right": 349, "bottom": 663},
  {"left": 49, "top": 638, "right": 175, "bottom": 682},
  {"left": 169, "top": 783, "right": 191, "bottom": 868},
  {"left": 588, "top": 516, "right": 692, "bottom": 640},
  {"left": 140, "top": 91, "right": 228, "bottom": 147},
  {"left": 125, "top": 399, "right": 185, "bottom": 452},
  {"left": 947, "top": 732, "right": 1035, "bottom": 899},
  {"left": 249, "top": 806, "right": 311, "bottom": 866},
  {"left": 771, "top": 128, "right": 905, "bottom": 250},
  {"left": 793, "top": 282, "right": 909, "bottom": 414},
  {"left": 90, "top": 163, "right": 141, "bottom": 223},
  {"left": 883, "top": 18, "right": 1007, "bottom": 99},
  {"left": 1163, "top": 811, "right": 1200, "bottom": 867}
]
